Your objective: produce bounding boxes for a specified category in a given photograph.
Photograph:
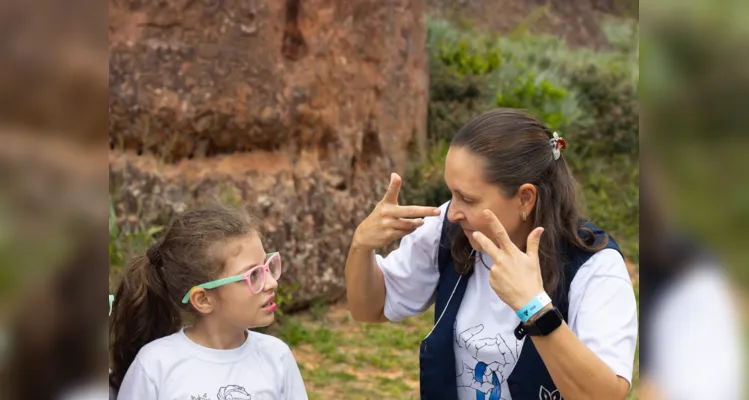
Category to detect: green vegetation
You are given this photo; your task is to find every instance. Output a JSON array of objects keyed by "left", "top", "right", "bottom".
[{"left": 404, "top": 17, "right": 639, "bottom": 261}]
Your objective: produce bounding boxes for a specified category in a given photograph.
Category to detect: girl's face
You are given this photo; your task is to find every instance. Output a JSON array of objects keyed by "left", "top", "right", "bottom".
[
  {"left": 444, "top": 146, "right": 534, "bottom": 251},
  {"left": 214, "top": 233, "right": 279, "bottom": 329}
]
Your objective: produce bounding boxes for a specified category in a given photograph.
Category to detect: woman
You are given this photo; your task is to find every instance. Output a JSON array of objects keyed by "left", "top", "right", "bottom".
[{"left": 345, "top": 108, "right": 638, "bottom": 399}]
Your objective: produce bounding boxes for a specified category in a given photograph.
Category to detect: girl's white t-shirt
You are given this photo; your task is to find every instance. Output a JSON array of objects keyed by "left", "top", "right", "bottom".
[
  {"left": 117, "top": 328, "right": 308, "bottom": 400},
  {"left": 376, "top": 202, "right": 638, "bottom": 400}
]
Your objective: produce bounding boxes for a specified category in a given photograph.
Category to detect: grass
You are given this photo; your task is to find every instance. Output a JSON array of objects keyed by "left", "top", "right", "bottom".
[
  {"left": 263, "top": 275, "right": 640, "bottom": 399},
  {"left": 259, "top": 303, "right": 434, "bottom": 399}
]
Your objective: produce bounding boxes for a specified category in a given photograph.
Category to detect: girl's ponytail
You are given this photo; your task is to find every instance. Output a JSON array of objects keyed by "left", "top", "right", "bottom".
[
  {"left": 109, "top": 248, "right": 181, "bottom": 390},
  {"left": 108, "top": 204, "right": 259, "bottom": 389}
]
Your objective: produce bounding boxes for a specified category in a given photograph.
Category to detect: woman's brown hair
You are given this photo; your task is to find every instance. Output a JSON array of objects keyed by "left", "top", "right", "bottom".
[
  {"left": 109, "top": 203, "right": 258, "bottom": 390},
  {"left": 448, "top": 108, "right": 607, "bottom": 298}
]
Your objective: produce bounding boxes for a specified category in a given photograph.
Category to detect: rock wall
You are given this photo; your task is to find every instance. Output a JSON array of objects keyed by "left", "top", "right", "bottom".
[
  {"left": 109, "top": 0, "right": 428, "bottom": 309},
  {"left": 427, "top": 0, "right": 638, "bottom": 50}
]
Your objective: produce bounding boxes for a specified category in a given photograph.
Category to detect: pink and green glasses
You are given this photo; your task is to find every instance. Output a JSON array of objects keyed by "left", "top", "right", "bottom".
[{"left": 181, "top": 252, "right": 282, "bottom": 304}]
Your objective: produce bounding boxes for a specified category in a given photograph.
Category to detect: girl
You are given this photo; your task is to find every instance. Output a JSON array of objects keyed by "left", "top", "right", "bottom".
[
  {"left": 110, "top": 204, "right": 308, "bottom": 400},
  {"left": 345, "top": 108, "right": 638, "bottom": 399}
]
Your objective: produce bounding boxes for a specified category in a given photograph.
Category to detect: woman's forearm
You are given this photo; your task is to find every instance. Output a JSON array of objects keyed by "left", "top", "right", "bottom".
[
  {"left": 344, "top": 240, "right": 388, "bottom": 323},
  {"left": 343, "top": 173, "right": 435, "bottom": 322},
  {"left": 530, "top": 307, "right": 630, "bottom": 400}
]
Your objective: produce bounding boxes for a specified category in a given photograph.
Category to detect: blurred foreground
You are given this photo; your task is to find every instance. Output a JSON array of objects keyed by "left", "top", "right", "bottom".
[
  {"left": 639, "top": 0, "right": 749, "bottom": 398},
  {"left": 0, "top": 0, "right": 109, "bottom": 398}
]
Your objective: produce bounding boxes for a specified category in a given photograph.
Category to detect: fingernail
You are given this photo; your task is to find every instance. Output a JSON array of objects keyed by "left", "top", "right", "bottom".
[
  {"left": 483, "top": 209, "right": 491, "bottom": 217},
  {"left": 434, "top": 209, "right": 441, "bottom": 215}
]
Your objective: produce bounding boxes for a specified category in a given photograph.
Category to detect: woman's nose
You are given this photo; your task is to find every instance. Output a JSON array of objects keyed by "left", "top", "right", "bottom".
[{"left": 447, "top": 206, "right": 464, "bottom": 223}]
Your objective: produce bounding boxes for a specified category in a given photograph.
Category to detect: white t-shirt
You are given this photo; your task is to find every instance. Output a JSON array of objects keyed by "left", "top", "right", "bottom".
[
  {"left": 117, "top": 328, "right": 308, "bottom": 400},
  {"left": 57, "top": 382, "right": 111, "bottom": 400},
  {"left": 377, "top": 202, "right": 638, "bottom": 400},
  {"left": 648, "top": 265, "right": 745, "bottom": 399}
]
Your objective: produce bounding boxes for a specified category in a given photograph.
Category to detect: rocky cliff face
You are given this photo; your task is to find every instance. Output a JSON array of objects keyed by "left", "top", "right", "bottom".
[
  {"left": 109, "top": 0, "right": 428, "bottom": 308},
  {"left": 427, "top": 0, "right": 638, "bottom": 50}
]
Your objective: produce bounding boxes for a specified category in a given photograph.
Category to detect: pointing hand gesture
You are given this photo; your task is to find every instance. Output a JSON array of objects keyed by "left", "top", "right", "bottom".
[
  {"left": 470, "top": 209, "right": 546, "bottom": 311},
  {"left": 352, "top": 173, "right": 441, "bottom": 251}
]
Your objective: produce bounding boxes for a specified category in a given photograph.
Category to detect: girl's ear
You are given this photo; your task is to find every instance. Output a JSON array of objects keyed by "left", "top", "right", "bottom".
[{"left": 189, "top": 288, "right": 215, "bottom": 314}]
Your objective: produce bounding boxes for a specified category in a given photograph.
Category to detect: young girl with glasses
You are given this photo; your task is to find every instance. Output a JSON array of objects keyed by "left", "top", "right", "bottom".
[{"left": 109, "top": 204, "right": 308, "bottom": 400}]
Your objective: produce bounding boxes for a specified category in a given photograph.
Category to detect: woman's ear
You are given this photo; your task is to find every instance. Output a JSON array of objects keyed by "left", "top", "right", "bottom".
[
  {"left": 517, "top": 183, "right": 537, "bottom": 214},
  {"left": 189, "top": 288, "right": 215, "bottom": 315}
]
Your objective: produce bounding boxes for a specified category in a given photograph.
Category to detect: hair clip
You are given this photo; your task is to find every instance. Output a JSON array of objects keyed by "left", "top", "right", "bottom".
[{"left": 549, "top": 132, "right": 567, "bottom": 160}]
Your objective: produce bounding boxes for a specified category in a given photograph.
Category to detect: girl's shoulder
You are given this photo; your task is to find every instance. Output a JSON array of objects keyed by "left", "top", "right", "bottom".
[
  {"left": 133, "top": 330, "right": 184, "bottom": 363},
  {"left": 247, "top": 330, "right": 293, "bottom": 355}
]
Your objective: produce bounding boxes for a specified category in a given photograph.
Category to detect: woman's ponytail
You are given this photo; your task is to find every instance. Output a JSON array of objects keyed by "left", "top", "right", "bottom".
[{"left": 108, "top": 249, "right": 181, "bottom": 389}]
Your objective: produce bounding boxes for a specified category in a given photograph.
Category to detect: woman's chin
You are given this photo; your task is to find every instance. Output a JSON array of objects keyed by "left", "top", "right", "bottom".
[{"left": 466, "top": 236, "right": 482, "bottom": 252}]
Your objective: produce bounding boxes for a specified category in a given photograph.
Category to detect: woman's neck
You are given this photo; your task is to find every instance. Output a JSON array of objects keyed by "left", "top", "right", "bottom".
[
  {"left": 185, "top": 318, "right": 248, "bottom": 350},
  {"left": 512, "top": 221, "right": 534, "bottom": 252}
]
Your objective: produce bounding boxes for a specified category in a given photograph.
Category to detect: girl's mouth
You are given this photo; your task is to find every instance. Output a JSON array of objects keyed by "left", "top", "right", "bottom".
[{"left": 261, "top": 296, "right": 276, "bottom": 312}]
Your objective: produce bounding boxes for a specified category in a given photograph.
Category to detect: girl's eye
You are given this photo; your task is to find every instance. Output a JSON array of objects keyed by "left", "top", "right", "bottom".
[{"left": 462, "top": 196, "right": 474, "bottom": 204}]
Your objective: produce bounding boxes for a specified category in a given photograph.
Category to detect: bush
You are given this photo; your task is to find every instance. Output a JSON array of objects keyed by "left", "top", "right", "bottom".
[{"left": 404, "top": 17, "right": 639, "bottom": 260}]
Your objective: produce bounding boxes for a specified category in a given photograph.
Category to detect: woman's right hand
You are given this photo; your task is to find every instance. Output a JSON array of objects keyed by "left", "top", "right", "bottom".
[{"left": 352, "top": 173, "right": 441, "bottom": 251}]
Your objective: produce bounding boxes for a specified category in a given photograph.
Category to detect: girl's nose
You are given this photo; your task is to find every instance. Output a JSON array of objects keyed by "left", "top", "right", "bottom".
[{"left": 264, "top": 272, "right": 278, "bottom": 292}]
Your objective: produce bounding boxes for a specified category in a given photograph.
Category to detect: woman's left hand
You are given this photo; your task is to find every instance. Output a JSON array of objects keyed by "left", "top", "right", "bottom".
[{"left": 471, "top": 209, "right": 546, "bottom": 312}]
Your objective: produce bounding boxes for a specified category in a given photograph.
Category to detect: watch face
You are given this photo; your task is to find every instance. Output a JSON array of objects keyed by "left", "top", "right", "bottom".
[{"left": 535, "top": 308, "right": 563, "bottom": 334}]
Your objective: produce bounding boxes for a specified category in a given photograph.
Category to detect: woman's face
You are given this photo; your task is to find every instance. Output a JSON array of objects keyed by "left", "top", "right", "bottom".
[{"left": 444, "top": 146, "right": 534, "bottom": 251}]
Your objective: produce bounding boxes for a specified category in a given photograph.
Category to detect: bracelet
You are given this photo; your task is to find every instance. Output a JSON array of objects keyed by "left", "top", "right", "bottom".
[{"left": 516, "top": 291, "right": 552, "bottom": 322}]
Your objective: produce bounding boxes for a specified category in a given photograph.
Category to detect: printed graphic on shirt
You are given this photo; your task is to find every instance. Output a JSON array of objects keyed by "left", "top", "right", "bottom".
[
  {"left": 539, "top": 385, "right": 561, "bottom": 400},
  {"left": 455, "top": 323, "right": 523, "bottom": 400},
  {"left": 191, "top": 384, "right": 266, "bottom": 400},
  {"left": 217, "top": 385, "right": 253, "bottom": 400},
  {"left": 216, "top": 385, "right": 252, "bottom": 400}
]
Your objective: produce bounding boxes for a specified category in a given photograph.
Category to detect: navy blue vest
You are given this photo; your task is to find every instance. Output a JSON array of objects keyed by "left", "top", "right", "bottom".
[{"left": 419, "top": 210, "right": 622, "bottom": 400}]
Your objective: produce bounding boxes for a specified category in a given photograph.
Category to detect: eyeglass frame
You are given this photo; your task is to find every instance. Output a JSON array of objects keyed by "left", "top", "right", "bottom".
[{"left": 181, "top": 252, "right": 282, "bottom": 304}]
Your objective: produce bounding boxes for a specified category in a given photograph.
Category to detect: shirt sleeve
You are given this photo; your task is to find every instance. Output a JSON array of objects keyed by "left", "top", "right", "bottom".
[
  {"left": 568, "top": 248, "right": 638, "bottom": 387},
  {"left": 281, "top": 345, "right": 309, "bottom": 400},
  {"left": 116, "top": 358, "right": 158, "bottom": 400},
  {"left": 376, "top": 202, "right": 447, "bottom": 322}
]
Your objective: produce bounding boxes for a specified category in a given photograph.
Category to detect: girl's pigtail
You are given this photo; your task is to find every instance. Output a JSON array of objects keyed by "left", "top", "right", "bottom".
[{"left": 108, "top": 248, "right": 180, "bottom": 389}]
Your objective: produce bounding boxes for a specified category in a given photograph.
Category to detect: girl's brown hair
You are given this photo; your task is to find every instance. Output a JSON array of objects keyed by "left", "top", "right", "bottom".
[
  {"left": 109, "top": 203, "right": 258, "bottom": 389},
  {"left": 448, "top": 108, "right": 607, "bottom": 298}
]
